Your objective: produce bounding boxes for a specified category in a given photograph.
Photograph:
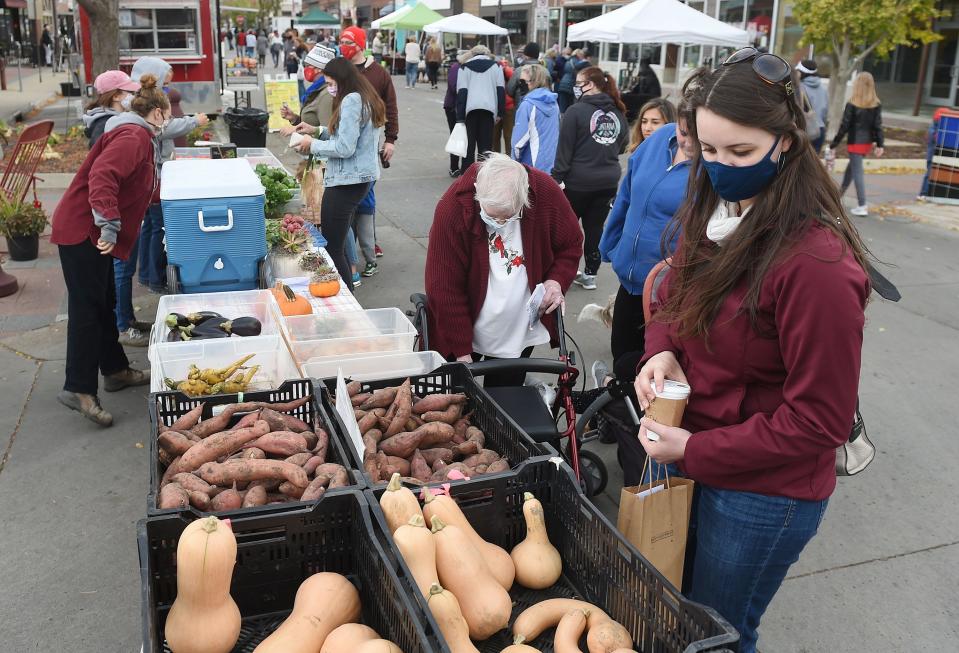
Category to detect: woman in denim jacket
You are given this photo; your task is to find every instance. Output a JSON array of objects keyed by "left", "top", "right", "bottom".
[{"left": 295, "top": 57, "right": 386, "bottom": 290}]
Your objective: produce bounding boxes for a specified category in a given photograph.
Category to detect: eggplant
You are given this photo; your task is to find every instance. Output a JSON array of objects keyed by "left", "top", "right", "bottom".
[
  {"left": 165, "top": 312, "right": 190, "bottom": 329},
  {"left": 166, "top": 328, "right": 181, "bottom": 342},
  {"left": 179, "top": 320, "right": 231, "bottom": 340},
  {"left": 186, "top": 311, "right": 224, "bottom": 325},
  {"left": 218, "top": 316, "right": 262, "bottom": 337}
]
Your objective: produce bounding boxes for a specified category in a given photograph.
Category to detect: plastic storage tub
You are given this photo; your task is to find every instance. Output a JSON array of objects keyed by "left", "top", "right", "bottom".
[
  {"left": 148, "top": 379, "right": 361, "bottom": 516},
  {"left": 139, "top": 490, "right": 445, "bottom": 653},
  {"left": 368, "top": 458, "right": 740, "bottom": 653},
  {"left": 303, "top": 350, "right": 446, "bottom": 382},
  {"left": 283, "top": 308, "right": 417, "bottom": 363},
  {"left": 160, "top": 158, "right": 267, "bottom": 294},
  {"left": 149, "top": 289, "right": 282, "bottom": 348},
  {"left": 148, "top": 334, "right": 298, "bottom": 394}
]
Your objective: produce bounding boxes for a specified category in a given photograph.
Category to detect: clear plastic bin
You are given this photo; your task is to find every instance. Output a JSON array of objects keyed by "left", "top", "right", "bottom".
[
  {"left": 283, "top": 308, "right": 417, "bottom": 363},
  {"left": 302, "top": 351, "right": 445, "bottom": 382},
  {"left": 149, "top": 290, "right": 282, "bottom": 349},
  {"left": 148, "top": 335, "right": 299, "bottom": 393}
]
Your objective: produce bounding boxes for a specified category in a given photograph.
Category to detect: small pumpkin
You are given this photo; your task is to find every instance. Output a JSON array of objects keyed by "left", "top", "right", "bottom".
[
  {"left": 309, "top": 265, "right": 341, "bottom": 298},
  {"left": 272, "top": 281, "right": 312, "bottom": 316}
]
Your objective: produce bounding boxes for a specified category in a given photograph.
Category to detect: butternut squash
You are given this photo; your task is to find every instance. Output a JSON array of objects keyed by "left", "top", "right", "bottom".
[
  {"left": 586, "top": 620, "right": 633, "bottom": 653},
  {"left": 511, "top": 492, "right": 562, "bottom": 589},
  {"left": 512, "top": 599, "right": 609, "bottom": 644},
  {"left": 252, "top": 572, "right": 361, "bottom": 653},
  {"left": 394, "top": 515, "right": 437, "bottom": 597},
  {"left": 164, "top": 516, "right": 241, "bottom": 653},
  {"left": 321, "top": 624, "right": 379, "bottom": 653},
  {"left": 431, "top": 516, "right": 512, "bottom": 640},
  {"left": 500, "top": 643, "right": 540, "bottom": 653},
  {"left": 554, "top": 610, "right": 589, "bottom": 653},
  {"left": 426, "top": 583, "right": 480, "bottom": 653},
  {"left": 422, "top": 490, "right": 515, "bottom": 590},
  {"left": 380, "top": 472, "right": 423, "bottom": 533},
  {"left": 609, "top": 650, "right": 639, "bottom": 653},
  {"left": 355, "top": 640, "right": 403, "bottom": 653}
]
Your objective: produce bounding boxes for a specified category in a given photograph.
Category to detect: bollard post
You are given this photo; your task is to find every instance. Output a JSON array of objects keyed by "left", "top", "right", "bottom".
[
  {"left": 15, "top": 42, "right": 22, "bottom": 92},
  {"left": 0, "top": 57, "right": 6, "bottom": 91}
]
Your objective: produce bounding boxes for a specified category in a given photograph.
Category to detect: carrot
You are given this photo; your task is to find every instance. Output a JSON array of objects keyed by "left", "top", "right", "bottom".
[
  {"left": 360, "top": 386, "right": 400, "bottom": 410},
  {"left": 210, "top": 484, "right": 243, "bottom": 511},
  {"left": 171, "top": 420, "right": 271, "bottom": 475},
  {"left": 301, "top": 473, "right": 332, "bottom": 501},
  {"left": 158, "top": 431, "right": 194, "bottom": 456},
  {"left": 284, "top": 452, "right": 313, "bottom": 466},
  {"left": 422, "top": 403, "right": 463, "bottom": 425},
  {"left": 385, "top": 379, "right": 413, "bottom": 438},
  {"left": 314, "top": 463, "right": 350, "bottom": 488},
  {"left": 243, "top": 431, "right": 308, "bottom": 457},
  {"left": 168, "top": 404, "right": 204, "bottom": 431},
  {"left": 260, "top": 407, "right": 310, "bottom": 433},
  {"left": 171, "top": 473, "right": 213, "bottom": 495},
  {"left": 303, "top": 455, "right": 324, "bottom": 476},
  {"left": 410, "top": 449, "right": 431, "bottom": 482},
  {"left": 158, "top": 482, "right": 190, "bottom": 510},
  {"left": 412, "top": 393, "right": 468, "bottom": 414},
  {"left": 197, "top": 459, "right": 309, "bottom": 488},
  {"left": 418, "top": 448, "right": 454, "bottom": 467},
  {"left": 242, "top": 484, "right": 267, "bottom": 507}
]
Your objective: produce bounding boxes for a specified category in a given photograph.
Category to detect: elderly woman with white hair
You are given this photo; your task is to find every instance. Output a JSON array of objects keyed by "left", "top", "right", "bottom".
[{"left": 425, "top": 154, "right": 583, "bottom": 386}]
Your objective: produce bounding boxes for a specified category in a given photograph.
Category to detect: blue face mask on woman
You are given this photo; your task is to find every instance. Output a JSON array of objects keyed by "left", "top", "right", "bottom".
[{"left": 702, "top": 135, "right": 782, "bottom": 202}]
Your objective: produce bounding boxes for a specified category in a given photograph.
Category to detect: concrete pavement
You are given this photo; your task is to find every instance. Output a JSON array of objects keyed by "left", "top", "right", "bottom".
[{"left": 0, "top": 79, "right": 957, "bottom": 651}]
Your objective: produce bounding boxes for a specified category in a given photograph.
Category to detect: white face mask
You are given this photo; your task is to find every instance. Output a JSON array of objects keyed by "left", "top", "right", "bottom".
[
  {"left": 327, "top": 83, "right": 338, "bottom": 97},
  {"left": 479, "top": 207, "right": 521, "bottom": 230},
  {"left": 119, "top": 94, "right": 133, "bottom": 110}
]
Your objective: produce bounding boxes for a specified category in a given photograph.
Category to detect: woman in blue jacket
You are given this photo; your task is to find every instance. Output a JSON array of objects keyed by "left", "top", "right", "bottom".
[
  {"left": 295, "top": 57, "right": 385, "bottom": 290},
  {"left": 599, "top": 109, "right": 696, "bottom": 364},
  {"left": 511, "top": 64, "right": 559, "bottom": 172}
]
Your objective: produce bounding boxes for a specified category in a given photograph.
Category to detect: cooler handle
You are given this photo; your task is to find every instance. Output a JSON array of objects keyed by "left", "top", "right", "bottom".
[{"left": 197, "top": 208, "right": 234, "bottom": 233}]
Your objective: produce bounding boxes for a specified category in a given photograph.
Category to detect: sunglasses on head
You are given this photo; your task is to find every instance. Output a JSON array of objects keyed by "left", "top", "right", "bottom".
[{"left": 723, "top": 47, "right": 793, "bottom": 95}]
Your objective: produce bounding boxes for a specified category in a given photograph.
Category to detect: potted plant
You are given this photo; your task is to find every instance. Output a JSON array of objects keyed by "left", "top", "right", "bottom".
[
  {"left": 266, "top": 213, "right": 312, "bottom": 278},
  {"left": 0, "top": 198, "right": 48, "bottom": 262}
]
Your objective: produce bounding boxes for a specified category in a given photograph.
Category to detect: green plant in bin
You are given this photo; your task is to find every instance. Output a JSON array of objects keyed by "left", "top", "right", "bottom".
[
  {"left": 0, "top": 197, "right": 47, "bottom": 237},
  {"left": 255, "top": 163, "right": 298, "bottom": 220}
]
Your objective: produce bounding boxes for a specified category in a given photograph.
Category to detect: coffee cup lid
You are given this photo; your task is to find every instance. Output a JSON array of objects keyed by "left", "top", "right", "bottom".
[{"left": 652, "top": 380, "right": 690, "bottom": 400}]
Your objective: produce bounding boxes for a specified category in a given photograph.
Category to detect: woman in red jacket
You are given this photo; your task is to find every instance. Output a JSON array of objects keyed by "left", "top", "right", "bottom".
[
  {"left": 425, "top": 153, "right": 582, "bottom": 386},
  {"left": 634, "top": 51, "right": 870, "bottom": 652},
  {"left": 51, "top": 74, "right": 171, "bottom": 427}
]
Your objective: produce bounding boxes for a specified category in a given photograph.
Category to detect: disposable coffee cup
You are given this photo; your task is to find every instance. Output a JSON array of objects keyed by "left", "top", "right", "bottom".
[{"left": 644, "top": 380, "right": 690, "bottom": 441}]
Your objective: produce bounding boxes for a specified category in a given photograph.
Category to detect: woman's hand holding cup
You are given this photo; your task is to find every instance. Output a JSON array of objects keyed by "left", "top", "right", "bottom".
[{"left": 635, "top": 351, "right": 688, "bottom": 410}]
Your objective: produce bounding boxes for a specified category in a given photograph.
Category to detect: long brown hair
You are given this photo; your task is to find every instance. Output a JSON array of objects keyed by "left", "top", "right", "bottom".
[
  {"left": 656, "top": 63, "right": 869, "bottom": 340},
  {"left": 130, "top": 74, "right": 170, "bottom": 117},
  {"left": 577, "top": 66, "right": 626, "bottom": 113},
  {"left": 627, "top": 98, "right": 676, "bottom": 153},
  {"left": 85, "top": 89, "right": 123, "bottom": 112},
  {"left": 324, "top": 57, "right": 386, "bottom": 135}
]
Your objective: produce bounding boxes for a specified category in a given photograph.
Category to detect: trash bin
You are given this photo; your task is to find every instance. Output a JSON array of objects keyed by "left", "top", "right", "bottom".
[{"left": 223, "top": 107, "right": 269, "bottom": 148}]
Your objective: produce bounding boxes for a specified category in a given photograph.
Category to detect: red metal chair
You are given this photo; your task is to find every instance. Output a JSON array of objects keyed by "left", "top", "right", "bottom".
[{"left": 0, "top": 120, "right": 54, "bottom": 205}]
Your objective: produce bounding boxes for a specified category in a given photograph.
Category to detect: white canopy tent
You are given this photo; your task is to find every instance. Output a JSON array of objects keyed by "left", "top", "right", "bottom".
[{"left": 423, "top": 12, "right": 512, "bottom": 60}]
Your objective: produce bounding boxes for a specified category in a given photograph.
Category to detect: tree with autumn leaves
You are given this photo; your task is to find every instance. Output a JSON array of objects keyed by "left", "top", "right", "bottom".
[{"left": 794, "top": 0, "right": 945, "bottom": 140}]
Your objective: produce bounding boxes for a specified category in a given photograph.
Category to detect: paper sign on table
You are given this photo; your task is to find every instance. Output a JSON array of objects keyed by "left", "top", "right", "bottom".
[{"left": 335, "top": 368, "right": 365, "bottom": 463}]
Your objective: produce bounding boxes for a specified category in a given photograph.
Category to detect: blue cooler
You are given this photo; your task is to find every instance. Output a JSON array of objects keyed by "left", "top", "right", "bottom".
[{"left": 160, "top": 159, "right": 266, "bottom": 294}]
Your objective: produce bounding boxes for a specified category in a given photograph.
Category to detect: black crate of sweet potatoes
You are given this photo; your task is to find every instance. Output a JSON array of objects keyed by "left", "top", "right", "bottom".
[
  {"left": 148, "top": 379, "right": 362, "bottom": 517},
  {"left": 366, "top": 458, "right": 739, "bottom": 653},
  {"left": 138, "top": 489, "right": 446, "bottom": 653},
  {"left": 320, "top": 362, "right": 556, "bottom": 488}
]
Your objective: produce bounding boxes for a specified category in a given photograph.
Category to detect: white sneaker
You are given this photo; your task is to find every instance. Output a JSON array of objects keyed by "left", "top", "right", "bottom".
[
  {"left": 118, "top": 327, "right": 149, "bottom": 347},
  {"left": 591, "top": 360, "right": 610, "bottom": 390},
  {"left": 574, "top": 274, "right": 597, "bottom": 290},
  {"left": 850, "top": 205, "right": 868, "bottom": 216}
]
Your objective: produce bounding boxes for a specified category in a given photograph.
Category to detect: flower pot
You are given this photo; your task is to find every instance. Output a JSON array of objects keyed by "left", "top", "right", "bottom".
[{"left": 5, "top": 234, "right": 39, "bottom": 261}]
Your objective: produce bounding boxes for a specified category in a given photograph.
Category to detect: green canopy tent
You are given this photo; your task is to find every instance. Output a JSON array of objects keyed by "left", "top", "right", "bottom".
[
  {"left": 295, "top": 7, "right": 341, "bottom": 30},
  {"left": 375, "top": 3, "right": 444, "bottom": 30}
]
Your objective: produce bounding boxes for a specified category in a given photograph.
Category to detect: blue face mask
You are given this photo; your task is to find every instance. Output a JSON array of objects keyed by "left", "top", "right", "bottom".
[{"left": 702, "top": 135, "right": 782, "bottom": 202}]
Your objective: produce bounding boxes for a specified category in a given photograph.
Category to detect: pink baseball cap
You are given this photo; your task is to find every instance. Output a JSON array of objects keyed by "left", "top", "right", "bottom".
[{"left": 94, "top": 70, "right": 140, "bottom": 95}]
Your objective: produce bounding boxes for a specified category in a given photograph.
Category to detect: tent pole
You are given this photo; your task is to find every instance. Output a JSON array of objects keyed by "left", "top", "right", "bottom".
[
  {"left": 507, "top": 35, "right": 513, "bottom": 63},
  {"left": 616, "top": 42, "right": 623, "bottom": 88}
]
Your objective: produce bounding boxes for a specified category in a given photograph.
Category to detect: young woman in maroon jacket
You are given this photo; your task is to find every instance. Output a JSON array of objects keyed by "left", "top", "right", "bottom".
[
  {"left": 50, "top": 74, "right": 171, "bottom": 427},
  {"left": 633, "top": 52, "right": 870, "bottom": 652}
]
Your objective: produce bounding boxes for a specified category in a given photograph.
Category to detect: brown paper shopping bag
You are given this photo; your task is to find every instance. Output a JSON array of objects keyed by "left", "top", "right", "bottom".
[
  {"left": 617, "top": 464, "right": 694, "bottom": 589},
  {"left": 299, "top": 157, "right": 325, "bottom": 224}
]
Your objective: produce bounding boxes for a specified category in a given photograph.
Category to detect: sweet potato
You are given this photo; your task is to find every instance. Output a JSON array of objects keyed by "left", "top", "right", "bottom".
[
  {"left": 385, "top": 379, "right": 413, "bottom": 438},
  {"left": 171, "top": 420, "right": 271, "bottom": 475},
  {"left": 432, "top": 459, "right": 447, "bottom": 473},
  {"left": 380, "top": 403, "right": 397, "bottom": 431},
  {"left": 429, "top": 463, "right": 473, "bottom": 482},
  {"left": 357, "top": 411, "right": 381, "bottom": 434},
  {"left": 229, "top": 447, "right": 266, "bottom": 461},
  {"left": 172, "top": 473, "right": 213, "bottom": 495},
  {"left": 381, "top": 456, "right": 411, "bottom": 478},
  {"left": 303, "top": 455, "right": 324, "bottom": 476},
  {"left": 313, "top": 427, "right": 329, "bottom": 462},
  {"left": 473, "top": 464, "right": 489, "bottom": 475},
  {"left": 364, "top": 453, "right": 380, "bottom": 483},
  {"left": 260, "top": 407, "right": 310, "bottom": 433},
  {"left": 197, "top": 459, "right": 309, "bottom": 488},
  {"left": 379, "top": 421, "right": 454, "bottom": 458},
  {"left": 160, "top": 456, "right": 181, "bottom": 486},
  {"left": 351, "top": 392, "right": 372, "bottom": 407},
  {"left": 158, "top": 431, "right": 194, "bottom": 456},
  {"left": 244, "top": 431, "right": 309, "bottom": 457},
  {"left": 285, "top": 452, "right": 313, "bottom": 466},
  {"left": 418, "top": 422, "right": 456, "bottom": 448},
  {"left": 210, "top": 485, "right": 243, "bottom": 511},
  {"left": 405, "top": 418, "right": 419, "bottom": 432},
  {"left": 298, "top": 429, "right": 316, "bottom": 450},
  {"left": 277, "top": 481, "right": 305, "bottom": 499},
  {"left": 354, "top": 408, "right": 368, "bottom": 420},
  {"left": 248, "top": 479, "right": 281, "bottom": 492},
  {"left": 363, "top": 434, "right": 378, "bottom": 458},
  {"left": 366, "top": 428, "right": 384, "bottom": 444},
  {"left": 242, "top": 484, "right": 267, "bottom": 507},
  {"left": 418, "top": 448, "right": 455, "bottom": 466},
  {"left": 412, "top": 393, "right": 468, "bottom": 414},
  {"left": 453, "top": 415, "right": 471, "bottom": 441},
  {"left": 168, "top": 404, "right": 205, "bottom": 432},
  {"left": 158, "top": 447, "right": 173, "bottom": 467},
  {"left": 233, "top": 410, "right": 262, "bottom": 430},
  {"left": 314, "top": 463, "right": 349, "bottom": 488},
  {"left": 452, "top": 440, "right": 481, "bottom": 458},
  {"left": 360, "top": 386, "right": 399, "bottom": 410},
  {"left": 462, "top": 449, "right": 501, "bottom": 468},
  {"left": 410, "top": 449, "right": 431, "bottom": 482},
  {"left": 346, "top": 380, "right": 363, "bottom": 397},
  {"left": 158, "top": 483, "right": 190, "bottom": 510},
  {"left": 422, "top": 404, "right": 463, "bottom": 425},
  {"left": 187, "top": 490, "right": 210, "bottom": 510},
  {"left": 190, "top": 405, "right": 241, "bottom": 439},
  {"left": 260, "top": 395, "right": 311, "bottom": 413},
  {"left": 486, "top": 459, "right": 510, "bottom": 473},
  {"left": 301, "top": 473, "right": 332, "bottom": 501}
]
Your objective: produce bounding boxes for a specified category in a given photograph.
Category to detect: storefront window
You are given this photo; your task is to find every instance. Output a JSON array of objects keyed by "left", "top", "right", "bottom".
[
  {"left": 566, "top": 6, "right": 604, "bottom": 55},
  {"left": 717, "top": 0, "right": 745, "bottom": 26},
  {"left": 746, "top": 0, "right": 773, "bottom": 49},
  {"left": 773, "top": 0, "right": 806, "bottom": 63},
  {"left": 120, "top": 6, "right": 200, "bottom": 54},
  {"left": 683, "top": 45, "right": 702, "bottom": 68}
]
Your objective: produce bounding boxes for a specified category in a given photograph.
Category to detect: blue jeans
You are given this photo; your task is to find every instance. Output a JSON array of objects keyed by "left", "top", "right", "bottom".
[
  {"left": 345, "top": 226, "right": 358, "bottom": 266},
  {"left": 689, "top": 486, "right": 827, "bottom": 653},
  {"left": 137, "top": 203, "right": 166, "bottom": 289},
  {"left": 406, "top": 62, "right": 418, "bottom": 87},
  {"left": 114, "top": 234, "right": 140, "bottom": 331}
]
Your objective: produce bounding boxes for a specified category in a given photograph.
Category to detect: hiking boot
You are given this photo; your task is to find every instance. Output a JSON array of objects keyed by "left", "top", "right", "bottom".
[
  {"left": 362, "top": 262, "right": 379, "bottom": 277},
  {"left": 103, "top": 367, "right": 151, "bottom": 392},
  {"left": 850, "top": 205, "right": 869, "bottom": 216},
  {"left": 118, "top": 327, "right": 149, "bottom": 347},
  {"left": 574, "top": 273, "right": 597, "bottom": 290},
  {"left": 375, "top": 244, "right": 384, "bottom": 258},
  {"left": 57, "top": 391, "right": 113, "bottom": 427}
]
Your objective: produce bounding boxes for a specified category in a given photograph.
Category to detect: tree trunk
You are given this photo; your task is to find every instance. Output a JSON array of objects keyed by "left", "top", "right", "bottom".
[
  {"left": 826, "top": 38, "right": 853, "bottom": 144},
  {"left": 77, "top": 0, "right": 119, "bottom": 78}
]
